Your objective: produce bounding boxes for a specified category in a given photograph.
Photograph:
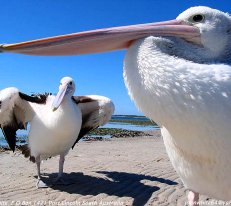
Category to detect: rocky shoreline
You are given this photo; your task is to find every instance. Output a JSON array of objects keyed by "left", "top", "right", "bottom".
[{"left": 88, "top": 128, "right": 152, "bottom": 138}]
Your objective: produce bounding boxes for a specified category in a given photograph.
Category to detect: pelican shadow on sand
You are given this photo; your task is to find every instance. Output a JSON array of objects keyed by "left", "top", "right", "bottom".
[{"left": 39, "top": 171, "right": 177, "bottom": 206}]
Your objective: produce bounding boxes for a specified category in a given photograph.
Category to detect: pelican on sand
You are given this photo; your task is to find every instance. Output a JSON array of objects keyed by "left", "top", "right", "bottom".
[
  {"left": 1, "top": 6, "right": 231, "bottom": 205},
  {"left": 0, "top": 77, "right": 114, "bottom": 188}
]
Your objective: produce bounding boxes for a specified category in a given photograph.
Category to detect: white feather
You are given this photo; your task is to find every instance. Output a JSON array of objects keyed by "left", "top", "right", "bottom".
[
  {"left": 124, "top": 7, "right": 231, "bottom": 200},
  {"left": 28, "top": 95, "right": 82, "bottom": 159}
]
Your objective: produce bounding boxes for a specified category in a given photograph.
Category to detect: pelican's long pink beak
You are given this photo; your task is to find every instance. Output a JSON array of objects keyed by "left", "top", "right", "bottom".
[
  {"left": 52, "top": 84, "right": 68, "bottom": 111},
  {"left": 0, "top": 20, "right": 200, "bottom": 56}
]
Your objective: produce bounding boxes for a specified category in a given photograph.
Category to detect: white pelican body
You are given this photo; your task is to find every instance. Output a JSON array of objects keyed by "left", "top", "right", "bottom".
[
  {"left": 124, "top": 37, "right": 231, "bottom": 200},
  {"left": 0, "top": 77, "right": 114, "bottom": 188},
  {"left": 1, "top": 5, "right": 230, "bottom": 204},
  {"left": 28, "top": 95, "right": 81, "bottom": 160}
]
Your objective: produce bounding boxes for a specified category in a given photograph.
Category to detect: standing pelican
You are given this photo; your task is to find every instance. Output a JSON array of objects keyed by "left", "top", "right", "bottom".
[
  {"left": 0, "top": 77, "right": 114, "bottom": 188},
  {"left": 0, "top": 6, "right": 231, "bottom": 205}
]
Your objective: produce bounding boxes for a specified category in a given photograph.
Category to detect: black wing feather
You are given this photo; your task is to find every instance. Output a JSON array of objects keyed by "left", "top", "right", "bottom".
[
  {"left": 1, "top": 126, "right": 17, "bottom": 151},
  {"left": 71, "top": 95, "right": 114, "bottom": 149},
  {"left": 19, "top": 92, "right": 49, "bottom": 104},
  {"left": 1, "top": 113, "right": 19, "bottom": 152},
  {"left": 71, "top": 96, "right": 98, "bottom": 148}
]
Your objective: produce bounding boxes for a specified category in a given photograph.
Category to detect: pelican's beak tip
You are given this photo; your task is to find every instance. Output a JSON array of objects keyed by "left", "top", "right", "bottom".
[{"left": 52, "top": 106, "right": 57, "bottom": 112}]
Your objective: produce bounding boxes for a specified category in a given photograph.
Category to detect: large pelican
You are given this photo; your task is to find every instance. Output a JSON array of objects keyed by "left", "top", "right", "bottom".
[
  {"left": 0, "top": 77, "right": 114, "bottom": 188},
  {"left": 0, "top": 6, "right": 230, "bottom": 205}
]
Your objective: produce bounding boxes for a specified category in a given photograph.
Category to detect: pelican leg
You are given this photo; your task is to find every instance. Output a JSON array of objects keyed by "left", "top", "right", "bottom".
[
  {"left": 35, "top": 155, "right": 48, "bottom": 188},
  {"left": 188, "top": 190, "right": 199, "bottom": 206},
  {"left": 53, "top": 154, "right": 71, "bottom": 185}
]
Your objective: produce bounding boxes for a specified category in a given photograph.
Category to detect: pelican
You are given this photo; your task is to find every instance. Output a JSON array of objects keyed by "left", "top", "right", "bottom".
[
  {"left": 0, "top": 5, "right": 230, "bottom": 205},
  {"left": 0, "top": 77, "right": 114, "bottom": 188}
]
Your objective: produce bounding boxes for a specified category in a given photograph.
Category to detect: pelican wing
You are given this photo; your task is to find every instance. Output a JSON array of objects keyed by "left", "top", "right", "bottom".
[
  {"left": 71, "top": 95, "right": 114, "bottom": 148},
  {"left": 1, "top": 106, "right": 25, "bottom": 152},
  {"left": 0, "top": 90, "right": 48, "bottom": 152}
]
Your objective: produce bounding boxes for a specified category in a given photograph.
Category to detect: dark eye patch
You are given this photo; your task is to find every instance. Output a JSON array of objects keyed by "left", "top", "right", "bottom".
[{"left": 192, "top": 14, "right": 204, "bottom": 23}]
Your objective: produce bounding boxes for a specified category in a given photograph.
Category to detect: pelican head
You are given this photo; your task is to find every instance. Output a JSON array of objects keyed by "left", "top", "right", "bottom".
[
  {"left": 176, "top": 6, "right": 231, "bottom": 60},
  {"left": 52, "top": 77, "right": 75, "bottom": 111}
]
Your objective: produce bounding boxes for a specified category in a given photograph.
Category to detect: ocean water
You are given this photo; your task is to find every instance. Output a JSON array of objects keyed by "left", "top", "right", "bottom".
[
  {"left": 101, "top": 122, "right": 158, "bottom": 131},
  {"left": 0, "top": 115, "right": 159, "bottom": 147},
  {"left": 111, "top": 115, "right": 151, "bottom": 122}
]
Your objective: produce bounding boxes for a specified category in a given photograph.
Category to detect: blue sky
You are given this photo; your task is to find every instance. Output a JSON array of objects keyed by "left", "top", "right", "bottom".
[{"left": 1, "top": 1, "right": 231, "bottom": 115}]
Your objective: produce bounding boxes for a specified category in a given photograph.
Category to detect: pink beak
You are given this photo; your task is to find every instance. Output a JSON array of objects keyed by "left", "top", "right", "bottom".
[
  {"left": 0, "top": 20, "right": 200, "bottom": 56},
  {"left": 52, "top": 84, "right": 68, "bottom": 111}
]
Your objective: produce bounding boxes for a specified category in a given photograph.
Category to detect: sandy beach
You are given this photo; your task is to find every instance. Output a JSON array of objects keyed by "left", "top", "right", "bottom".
[{"left": 0, "top": 132, "right": 213, "bottom": 206}]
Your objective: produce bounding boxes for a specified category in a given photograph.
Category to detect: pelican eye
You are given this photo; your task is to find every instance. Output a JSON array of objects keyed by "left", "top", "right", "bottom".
[
  {"left": 69, "top": 81, "right": 73, "bottom": 85},
  {"left": 191, "top": 14, "right": 205, "bottom": 23}
]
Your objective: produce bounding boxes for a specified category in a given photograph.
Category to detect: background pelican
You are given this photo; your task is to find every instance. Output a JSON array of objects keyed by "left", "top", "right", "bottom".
[
  {"left": 0, "top": 77, "right": 114, "bottom": 188},
  {"left": 0, "top": 5, "right": 231, "bottom": 205}
]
